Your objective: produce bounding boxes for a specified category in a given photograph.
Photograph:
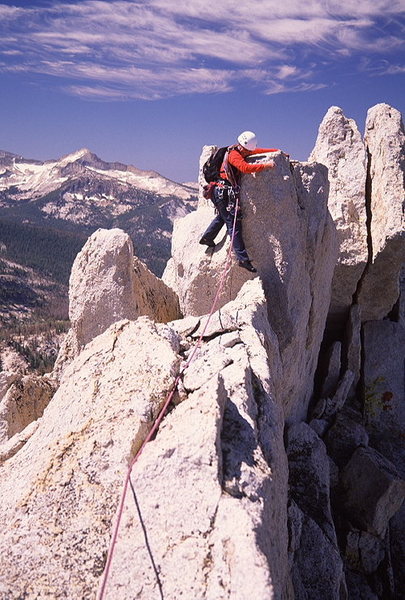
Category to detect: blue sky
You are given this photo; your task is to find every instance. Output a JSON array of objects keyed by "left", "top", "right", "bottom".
[{"left": 0, "top": 0, "right": 404, "bottom": 182}]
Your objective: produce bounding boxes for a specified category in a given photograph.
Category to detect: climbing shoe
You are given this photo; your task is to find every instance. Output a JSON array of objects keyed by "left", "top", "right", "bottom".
[
  {"left": 199, "top": 237, "right": 216, "bottom": 247},
  {"left": 238, "top": 260, "right": 257, "bottom": 273}
]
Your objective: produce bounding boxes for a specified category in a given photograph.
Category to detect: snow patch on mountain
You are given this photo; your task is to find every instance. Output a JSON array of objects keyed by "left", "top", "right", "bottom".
[
  {"left": 85, "top": 166, "right": 194, "bottom": 198},
  {"left": 0, "top": 148, "right": 196, "bottom": 201},
  {"left": 59, "top": 148, "right": 91, "bottom": 165},
  {"left": 41, "top": 193, "right": 134, "bottom": 224},
  {"left": 0, "top": 158, "right": 68, "bottom": 198}
]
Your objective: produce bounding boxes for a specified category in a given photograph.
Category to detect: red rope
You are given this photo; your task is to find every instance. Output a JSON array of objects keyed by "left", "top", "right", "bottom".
[{"left": 97, "top": 196, "right": 240, "bottom": 600}]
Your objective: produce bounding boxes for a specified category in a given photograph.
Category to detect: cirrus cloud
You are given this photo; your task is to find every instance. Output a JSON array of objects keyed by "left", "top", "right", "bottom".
[{"left": 0, "top": 0, "right": 404, "bottom": 100}]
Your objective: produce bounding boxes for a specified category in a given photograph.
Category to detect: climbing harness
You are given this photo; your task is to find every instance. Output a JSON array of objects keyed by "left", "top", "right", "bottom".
[{"left": 97, "top": 196, "right": 241, "bottom": 600}]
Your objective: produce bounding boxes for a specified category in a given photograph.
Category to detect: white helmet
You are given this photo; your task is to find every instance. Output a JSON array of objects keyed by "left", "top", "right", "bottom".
[{"left": 237, "top": 130, "right": 257, "bottom": 151}]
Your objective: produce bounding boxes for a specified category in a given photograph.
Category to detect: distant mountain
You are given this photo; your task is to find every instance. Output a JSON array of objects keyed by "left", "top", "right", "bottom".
[
  {"left": 0, "top": 148, "right": 196, "bottom": 203},
  {"left": 0, "top": 148, "right": 198, "bottom": 324}
]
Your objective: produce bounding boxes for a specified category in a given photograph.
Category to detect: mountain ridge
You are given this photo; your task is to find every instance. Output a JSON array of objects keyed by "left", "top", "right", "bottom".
[
  {"left": 0, "top": 147, "right": 196, "bottom": 201},
  {"left": 0, "top": 147, "right": 198, "bottom": 324}
]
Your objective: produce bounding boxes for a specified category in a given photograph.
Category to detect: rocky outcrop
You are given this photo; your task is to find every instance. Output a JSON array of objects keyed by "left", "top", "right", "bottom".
[
  {"left": 307, "top": 386, "right": 404, "bottom": 600},
  {"left": 309, "top": 106, "right": 368, "bottom": 330},
  {"left": 132, "top": 255, "right": 181, "bottom": 323},
  {"left": 344, "top": 303, "right": 362, "bottom": 397},
  {"left": 340, "top": 447, "right": 405, "bottom": 537},
  {"left": 0, "top": 317, "right": 182, "bottom": 599},
  {"left": 287, "top": 422, "right": 346, "bottom": 600},
  {"left": 0, "top": 281, "right": 291, "bottom": 600},
  {"left": 0, "top": 345, "right": 29, "bottom": 374},
  {"left": 164, "top": 153, "right": 338, "bottom": 422},
  {"left": 54, "top": 228, "right": 181, "bottom": 377},
  {"left": 310, "top": 103, "right": 405, "bottom": 329},
  {"left": 68, "top": 228, "right": 139, "bottom": 347},
  {"left": 106, "top": 280, "right": 289, "bottom": 599},
  {"left": 162, "top": 205, "right": 254, "bottom": 317},
  {"left": 0, "top": 362, "right": 57, "bottom": 463},
  {"left": 307, "top": 267, "right": 405, "bottom": 599},
  {"left": 356, "top": 103, "right": 405, "bottom": 321},
  {"left": 324, "top": 407, "right": 369, "bottom": 468},
  {"left": 303, "top": 105, "right": 404, "bottom": 599},
  {"left": 364, "top": 104, "right": 404, "bottom": 260},
  {"left": 0, "top": 371, "right": 19, "bottom": 402},
  {"left": 0, "top": 374, "right": 56, "bottom": 445},
  {"left": 0, "top": 102, "right": 403, "bottom": 600}
]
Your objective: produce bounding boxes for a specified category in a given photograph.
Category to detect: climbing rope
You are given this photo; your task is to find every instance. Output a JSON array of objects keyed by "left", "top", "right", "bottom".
[{"left": 97, "top": 196, "right": 240, "bottom": 600}]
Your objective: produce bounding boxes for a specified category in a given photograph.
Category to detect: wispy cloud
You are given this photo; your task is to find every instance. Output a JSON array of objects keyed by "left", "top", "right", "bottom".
[
  {"left": 0, "top": 0, "right": 403, "bottom": 100},
  {"left": 360, "top": 57, "right": 405, "bottom": 76},
  {"left": 383, "top": 64, "right": 405, "bottom": 75},
  {"left": 0, "top": 6, "right": 24, "bottom": 18}
]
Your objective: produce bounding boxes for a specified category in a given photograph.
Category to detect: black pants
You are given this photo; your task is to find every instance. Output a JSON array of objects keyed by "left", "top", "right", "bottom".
[{"left": 201, "top": 185, "right": 250, "bottom": 262}]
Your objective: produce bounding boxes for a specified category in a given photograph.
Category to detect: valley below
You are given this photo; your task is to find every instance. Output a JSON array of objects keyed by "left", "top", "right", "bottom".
[{"left": 0, "top": 148, "right": 197, "bottom": 370}]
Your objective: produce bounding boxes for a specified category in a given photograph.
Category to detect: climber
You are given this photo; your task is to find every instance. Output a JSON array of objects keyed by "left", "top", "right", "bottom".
[{"left": 199, "top": 130, "right": 280, "bottom": 273}]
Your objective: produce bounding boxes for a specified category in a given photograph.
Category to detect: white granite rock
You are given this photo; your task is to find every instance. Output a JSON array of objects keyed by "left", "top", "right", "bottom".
[
  {"left": 186, "top": 278, "right": 283, "bottom": 396},
  {"left": 162, "top": 205, "right": 253, "bottom": 319},
  {"left": 272, "top": 160, "right": 338, "bottom": 421},
  {"left": 0, "top": 419, "right": 41, "bottom": 464},
  {"left": 103, "top": 281, "right": 289, "bottom": 599},
  {"left": 107, "top": 360, "right": 286, "bottom": 599},
  {"left": 0, "top": 318, "right": 182, "bottom": 599},
  {"left": 2, "top": 106, "right": 403, "bottom": 599},
  {"left": 132, "top": 255, "right": 181, "bottom": 323},
  {"left": 357, "top": 103, "right": 405, "bottom": 321},
  {"left": 325, "top": 370, "right": 355, "bottom": 418},
  {"left": 0, "top": 374, "right": 56, "bottom": 444},
  {"left": 309, "top": 106, "right": 368, "bottom": 329},
  {"left": 364, "top": 104, "right": 405, "bottom": 260},
  {"left": 0, "top": 371, "right": 18, "bottom": 402},
  {"left": 0, "top": 282, "right": 291, "bottom": 600},
  {"left": 69, "top": 228, "right": 139, "bottom": 347},
  {"left": 164, "top": 153, "right": 337, "bottom": 422},
  {"left": 290, "top": 512, "right": 347, "bottom": 600},
  {"left": 287, "top": 423, "right": 338, "bottom": 543},
  {"left": 0, "top": 346, "right": 28, "bottom": 374},
  {"left": 54, "top": 228, "right": 181, "bottom": 377},
  {"left": 51, "top": 326, "right": 81, "bottom": 379},
  {"left": 104, "top": 375, "right": 229, "bottom": 600},
  {"left": 312, "top": 369, "right": 354, "bottom": 421}
]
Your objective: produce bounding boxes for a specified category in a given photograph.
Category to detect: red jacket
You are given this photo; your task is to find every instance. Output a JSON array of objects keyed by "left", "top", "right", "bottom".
[{"left": 220, "top": 146, "right": 279, "bottom": 184}]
